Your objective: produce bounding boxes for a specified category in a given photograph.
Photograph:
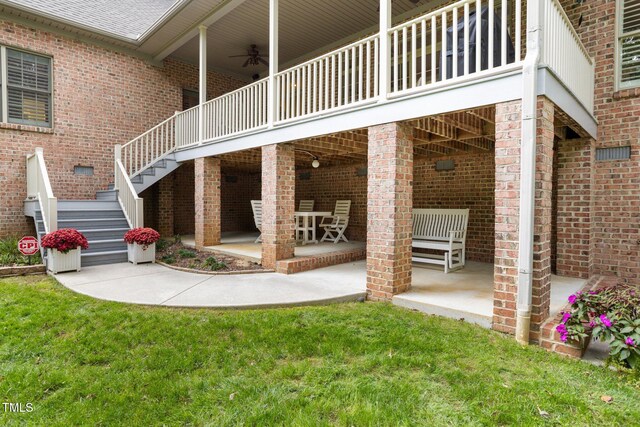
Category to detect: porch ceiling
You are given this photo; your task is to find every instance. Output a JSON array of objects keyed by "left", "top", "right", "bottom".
[
  {"left": 169, "top": 0, "right": 447, "bottom": 80},
  {"left": 218, "top": 106, "right": 499, "bottom": 171}
]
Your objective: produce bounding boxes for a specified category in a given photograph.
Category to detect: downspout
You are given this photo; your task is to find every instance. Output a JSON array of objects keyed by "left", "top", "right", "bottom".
[{"left": 516, "top": 0, "right": 543, "bottom": 345}]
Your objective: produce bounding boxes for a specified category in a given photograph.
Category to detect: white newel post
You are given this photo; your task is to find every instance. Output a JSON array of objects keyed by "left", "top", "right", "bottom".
[
  {"left": 379, "top": 0, "right": 391, "bottom": 101},
  {"left": 268, "top": 0, "right": 279, "bottom": 127},
  {"left": 114, "top": 144, "right": 122, "bottom": 184},
  {"left": 198, "top": 25, "right": 207, "bottom": 144}
]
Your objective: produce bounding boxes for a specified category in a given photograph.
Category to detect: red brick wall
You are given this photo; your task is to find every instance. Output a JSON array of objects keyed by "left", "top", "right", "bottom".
[
  {"left": 414, "top": 151, "right": 495, "bottom": 263},
  {"left": 561, "top": 1, "right": 640, "bottom": 283},
  {"left": 296, "top": 164, "right": 368, "bottom": 241},
  {"left": 220, "top": 171, "right": 261, "bottom": 233},
  {"left": 296, "top": 150, "right": 496, "bottom": 261},
  {"left": 0, "top": 19, "right": 247, "bottom": 238}
]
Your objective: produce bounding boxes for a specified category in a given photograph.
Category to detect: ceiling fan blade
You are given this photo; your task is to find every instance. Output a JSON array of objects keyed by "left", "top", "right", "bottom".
[
  {"left": 229, "top": 54, "right": 250, "bottom": 58},
  {"left": 258, "top": 58, "right": 269, "bottom": 66},
  {"left": 242, "top": 58, "right": 251, "bottom": 67}
]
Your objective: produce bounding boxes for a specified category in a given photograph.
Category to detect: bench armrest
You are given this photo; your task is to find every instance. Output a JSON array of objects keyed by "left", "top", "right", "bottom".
[
  {"left": 320, "top": 215, "right": 336, "bottom": 227},
  {"left": 449, "top": 229, "right": 466, "bottom": 244}
]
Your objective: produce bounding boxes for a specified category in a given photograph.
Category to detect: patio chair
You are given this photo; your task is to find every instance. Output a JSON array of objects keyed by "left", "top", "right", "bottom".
[
  {"left": 320, "top": 200, "right": 351, "bottom": 243},
  {"left": 251, "top": 200, "right": 262, "bottom": 243},
  {"left": 296, "top": 200, "right": 315, "bottom": 241}
]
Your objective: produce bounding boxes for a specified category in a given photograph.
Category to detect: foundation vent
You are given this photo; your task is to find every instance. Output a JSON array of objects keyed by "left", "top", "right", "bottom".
[
  {"left": 435, "top": 159, "right": 455, "bottom": 171},
  {"left": 596, "top": 146, "right": 631, "bottom": 161},
  {"left": 73, "top": 165, "right": 94, "bottom": 176}
]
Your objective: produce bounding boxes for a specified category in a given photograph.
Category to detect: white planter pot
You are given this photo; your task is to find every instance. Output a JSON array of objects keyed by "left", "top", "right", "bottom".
[
  {"left": 47, "top": 247, "right": 81, "bottom": 274},
  {"left": 127, "top": 242, "right": 156, "bottom": 265}
]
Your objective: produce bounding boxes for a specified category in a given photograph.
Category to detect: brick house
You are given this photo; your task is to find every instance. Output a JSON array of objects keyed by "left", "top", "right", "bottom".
[{"left": 0, "top": 0, "right": 638, "bottom": 349}]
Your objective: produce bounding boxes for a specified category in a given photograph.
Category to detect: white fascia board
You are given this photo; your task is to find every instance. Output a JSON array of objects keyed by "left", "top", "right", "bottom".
[
  {"left": 175, "top": 72, "right": 523, "bottom": 161},
  {"left": 537, "top": 68, "right": 597, "bottom": 139}
]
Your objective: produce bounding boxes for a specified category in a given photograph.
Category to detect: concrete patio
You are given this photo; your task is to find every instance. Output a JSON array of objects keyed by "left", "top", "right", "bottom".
[
  {"left": 182, "top": 232, "right": 366, "bottom": 263},
  {"left": 55, "top": 258, "right": 584, "bottom": 327},
  {"left": 394, "top": 262, "right": 586, "bottom": 328}
]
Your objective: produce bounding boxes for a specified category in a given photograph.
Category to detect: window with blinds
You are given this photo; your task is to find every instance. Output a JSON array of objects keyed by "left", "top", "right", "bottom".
[
  {"left": 1, "top": 48, "right": 52, "bottom": 127},
  {"left": 618, "top": 0, "right": 640, "bottom": 89}
]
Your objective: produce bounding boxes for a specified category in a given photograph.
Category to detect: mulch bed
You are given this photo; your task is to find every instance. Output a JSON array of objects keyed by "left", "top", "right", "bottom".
[{"left": 156, "top": 241, "right": 265, "bottom": 273}]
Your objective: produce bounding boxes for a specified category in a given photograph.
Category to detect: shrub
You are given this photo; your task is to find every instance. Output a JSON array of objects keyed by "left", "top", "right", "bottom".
[
  {"left": 123, "top": 228, "right": 160, "bottom": 249},
  {"left": 203, "top": 256, "right": 226, "bottom": 271},
  {"left": 161, "top": 255, "right": 176, "bottom": 264},
  {"left": 559, "top": 285, "right": 640, "bottom": 370},
  {"left": 155, "top": 239, "right": 170, "bottom": 252},
  {"left": 41, "top": 229, "right": 89, "bottom": 253},
  {"left": 177, "top": 249, "right": 196, "bottom": 259}
]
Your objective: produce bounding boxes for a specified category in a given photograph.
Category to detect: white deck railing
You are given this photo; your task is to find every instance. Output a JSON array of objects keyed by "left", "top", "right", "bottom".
[
  {"left": 114, "top": 0, "right": 593, "bottom": 183},
  {"left": 389, "top": 0, "right": 522, "bottom": 95},
  {"left": 114, "top": 146, "right": 143, "bottom": 228},
  {"left": 275, "top": 34, "right": 379, "bottom": 123},
  {"left": 175, "top": 106, "right": 200, "bottom": 148},
  {"left": 202, "top": 78, "right": 269, "bottom": 140},
  {"left": 26, "top": 147, "right": 57, "bottom": 233},
  {"left": 540, "top": 0, "right": 594, "bottom": 113}
]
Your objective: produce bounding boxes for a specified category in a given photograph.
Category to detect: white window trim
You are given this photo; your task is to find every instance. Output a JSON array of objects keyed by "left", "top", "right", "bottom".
[
  {"left": 0, "top": 45, "right": 54, "bottom": 128},
  {"left": 616, "top": 0, "right": 640, "bottom": 91}
]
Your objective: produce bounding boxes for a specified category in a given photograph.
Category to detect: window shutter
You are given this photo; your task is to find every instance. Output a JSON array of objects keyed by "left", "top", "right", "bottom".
[
  {"left": 6, "top": 49, "right": 51, "bottom": 126},
  {"left": 621, "top": 0, "right": 640, "bottom": 85}
]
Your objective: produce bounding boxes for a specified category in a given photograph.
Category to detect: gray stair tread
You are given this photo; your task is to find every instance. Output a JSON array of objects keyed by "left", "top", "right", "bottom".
[
  {"left": 81, "top": 250, "right": 128, "bottom": 257},
  {"left": 76, "top": 228, "right": 130, "bottom": 233},
  {"left": 87, "top": 238, "right": 125, "bottom": 244}
]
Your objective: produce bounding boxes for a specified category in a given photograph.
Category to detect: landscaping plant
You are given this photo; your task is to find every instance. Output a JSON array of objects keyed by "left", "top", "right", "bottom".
[
  {"left": 0, "top": 237, "right": 42, "bottom": 266},
  {"left": 41, "top": 229, "right": 89, "bottom": 253},
  {"left": 123, "top": 228, "right": 160, "bottom": 249},
  {"left": 557, "top": 284, "right": 640, "bottom": 370}
]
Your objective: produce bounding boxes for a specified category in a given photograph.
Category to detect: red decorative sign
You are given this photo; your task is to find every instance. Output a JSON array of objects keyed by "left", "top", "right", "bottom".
[{"left": 18, "top": 236, "right": 39, "bottom": 256}]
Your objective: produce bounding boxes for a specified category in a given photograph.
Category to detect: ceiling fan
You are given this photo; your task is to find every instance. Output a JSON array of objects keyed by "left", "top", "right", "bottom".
[{"left": 229, "top": 44, "right": 269, "bottom": 67}]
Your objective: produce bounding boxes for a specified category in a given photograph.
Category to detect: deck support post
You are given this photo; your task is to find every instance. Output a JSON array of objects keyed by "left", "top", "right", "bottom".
[
  {"left": 379, "top": 0, "right": 391, "bottom": 101},
  {"left": 366, "top": 122, "right": 414, "bottom": 301},
  {"left": 261, "top": 143, "right": 295, "bottom": 270},
  {"left": 194, "top": 156, "right": 221, "bottom": 248},
  {"left": 268, "top": 0, "right": 279, "bottom": 127},
  {"left": 198, "top": 25, "right": 207, "bottom": 144}
]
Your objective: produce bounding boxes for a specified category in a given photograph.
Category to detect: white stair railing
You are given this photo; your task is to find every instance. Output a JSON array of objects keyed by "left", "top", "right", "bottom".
[
  {"left": 114, "top": 145, "right": 143, "bottom": 228},
  {"left": 175, "top": 105, "right": 200, "bottom": 148},
  {"left": 26, "top": 147, "right": 57, "bottom": 233},
  {"left": 121, "top": 113, "right": 178, "bottom": 178},
  {"left": 540, "top": 0, "right": 594, "bottom": 114}
]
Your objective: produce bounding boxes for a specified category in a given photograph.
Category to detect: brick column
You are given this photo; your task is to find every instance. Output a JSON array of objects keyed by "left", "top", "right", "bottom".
[
  {"left": 157, "top": 175, "right": 174, "bottom": 238},
  {"left": 261, "top": 143, "right": 296, "bottom": 269},
  {"left": 194, "top": 157, "right": 221, "bottom": 248},
  {"left": 367, "top": 122, "right": 414, "bottom": 301},
  {"left": 493, "top": 97, "right": 554, "bottom": 341}
]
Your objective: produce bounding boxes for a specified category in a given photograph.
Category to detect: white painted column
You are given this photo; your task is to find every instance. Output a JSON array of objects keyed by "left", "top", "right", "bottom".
[
  {"left": 198, "top": 25, "right": 207, "bottom": 143},
  {"left": 379, "top": 0, "right": 391, "bottom": 101},
  {"left": 268, "top": 0, "right": 279, "bottom": 127}
]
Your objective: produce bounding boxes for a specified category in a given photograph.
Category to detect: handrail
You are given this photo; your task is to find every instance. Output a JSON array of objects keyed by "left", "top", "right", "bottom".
[
  {"left": 26, "top": 147, "right": 57, "bottom": 233},
  {"left": 114, "top": 145, "right": 143, "bottom": 228},
  {"left": 121, "top": 112, "right": 179, "bottom": 177}
]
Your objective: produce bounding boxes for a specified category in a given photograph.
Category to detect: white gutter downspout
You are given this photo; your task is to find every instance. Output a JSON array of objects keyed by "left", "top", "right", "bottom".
[{"left": 516, "top": 0, "right": 543, "bottom": 345}]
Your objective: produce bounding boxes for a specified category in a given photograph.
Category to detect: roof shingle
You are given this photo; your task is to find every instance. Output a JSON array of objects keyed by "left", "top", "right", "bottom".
[{"left": 7, "top": 0, "right": 178, "bottom": 40}]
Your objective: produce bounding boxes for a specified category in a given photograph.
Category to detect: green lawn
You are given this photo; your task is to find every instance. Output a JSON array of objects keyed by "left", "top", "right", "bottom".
[{"left": 1, "top": 276, "right": 639, "bottom": 426}]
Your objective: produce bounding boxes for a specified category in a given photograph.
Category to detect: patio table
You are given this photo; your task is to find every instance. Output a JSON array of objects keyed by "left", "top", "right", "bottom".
[{"left": 295, "top": 211, "right": 332, "bottom": 245}]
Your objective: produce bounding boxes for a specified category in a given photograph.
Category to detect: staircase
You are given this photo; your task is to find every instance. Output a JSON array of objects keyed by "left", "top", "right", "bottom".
[
  {"left": 130, "top": 153, "right": 181, "bottom": 193},
  {"left": 33, "top": 188, "right": 131, "bottom": 267}
]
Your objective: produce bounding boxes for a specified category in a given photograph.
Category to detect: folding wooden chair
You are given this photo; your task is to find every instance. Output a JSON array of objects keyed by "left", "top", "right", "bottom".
[
  {"left": 250, "top": 200, "right": 262, "bottom": 243},
  {"left": 296, "top": 200, "right": 315, "bottom": 241},
  {"left": 320, "top": 200, "right": 351, "bottom": 243}
]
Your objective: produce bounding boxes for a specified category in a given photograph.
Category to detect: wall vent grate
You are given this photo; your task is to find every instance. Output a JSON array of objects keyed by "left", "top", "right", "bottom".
[{"left": 596, "top": 146, "right": 631, "bottom": 161}]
